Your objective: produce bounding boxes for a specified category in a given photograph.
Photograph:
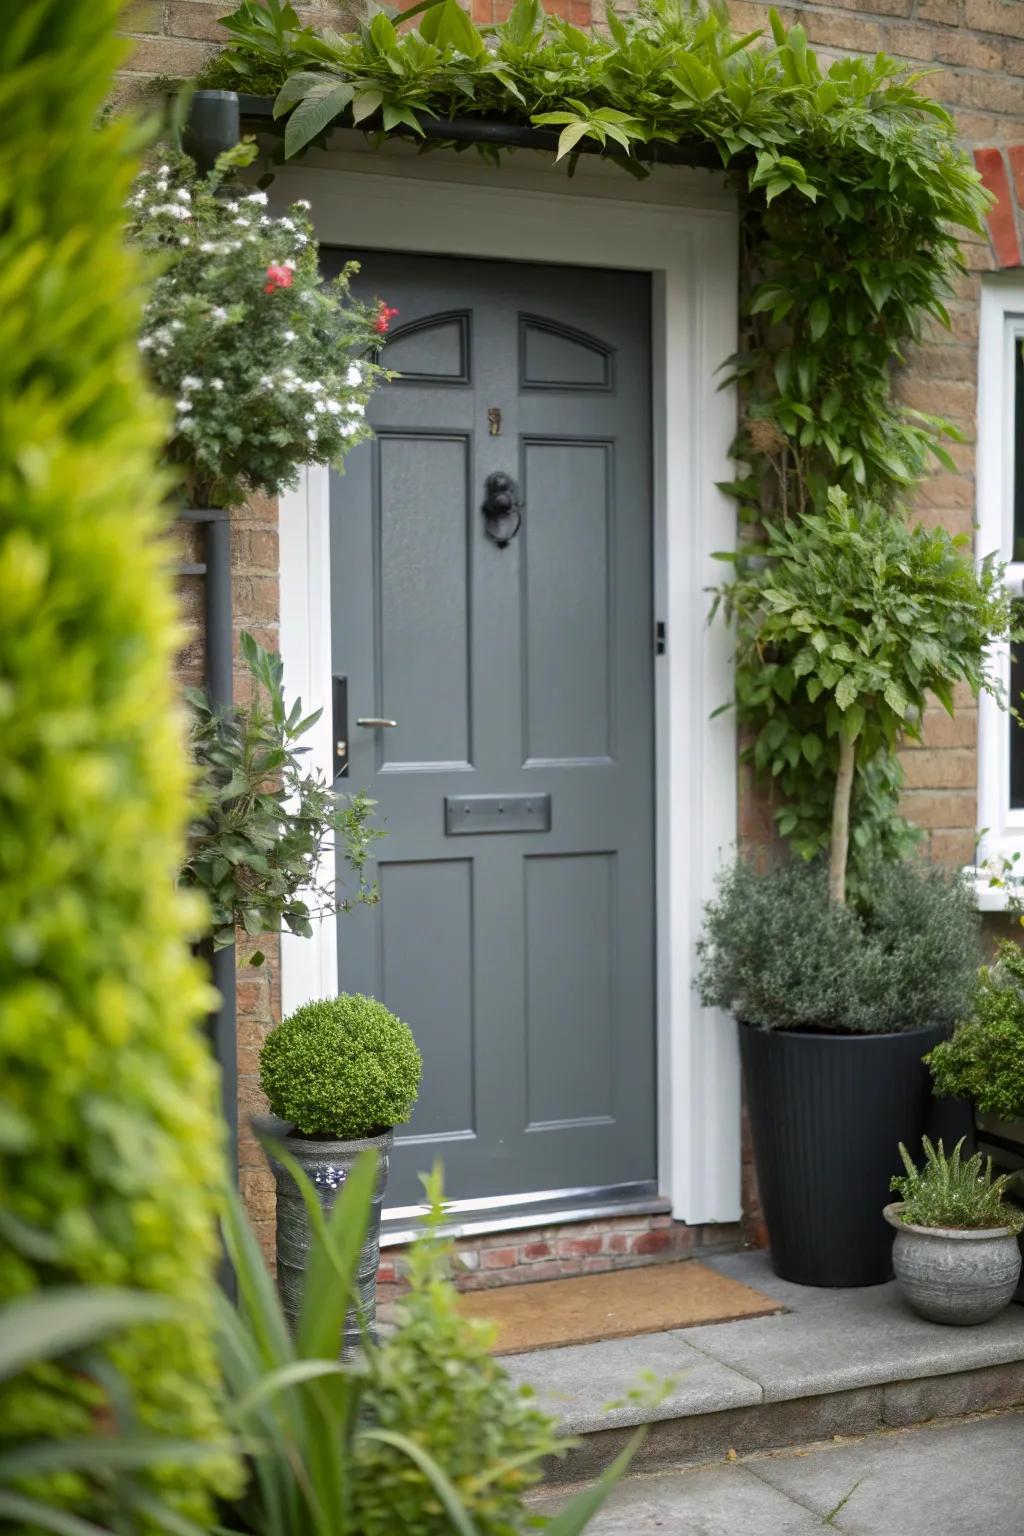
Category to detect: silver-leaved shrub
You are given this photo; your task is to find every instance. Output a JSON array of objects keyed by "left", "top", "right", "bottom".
[{"left": 126, "top": 143, "right": 389, "bottom": 508}]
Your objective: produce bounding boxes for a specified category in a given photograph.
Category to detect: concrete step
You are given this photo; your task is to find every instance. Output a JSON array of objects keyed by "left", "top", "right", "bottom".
[
  {"left": 501, "top": 1252, "right": 1024, "bottom": 1485},
  {"left": 530, "top": 1409, "right": 1024, "bottom": 1534}
]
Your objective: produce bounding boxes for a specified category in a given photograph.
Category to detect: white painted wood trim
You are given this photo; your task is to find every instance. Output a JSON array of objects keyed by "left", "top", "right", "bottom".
[
  {"left": 278, "top": 466, "right": 338, "bottom": 1013},
  {"left": 275, "top": 144, "right": 740, "bottom": 1224},
  {"left": 977, "top": 279, "right": 1024, "bottom": 874}
]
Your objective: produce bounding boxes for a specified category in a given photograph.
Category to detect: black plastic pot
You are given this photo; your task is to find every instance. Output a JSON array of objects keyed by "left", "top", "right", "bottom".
[{"left": 740, "top": 1022, "right": 944, "bottom": 1287}]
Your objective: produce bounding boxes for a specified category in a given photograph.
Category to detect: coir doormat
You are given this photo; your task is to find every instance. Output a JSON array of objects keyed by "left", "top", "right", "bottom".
[{"left": 457, "top": 1258, "right": 781, "bottom": 1355}]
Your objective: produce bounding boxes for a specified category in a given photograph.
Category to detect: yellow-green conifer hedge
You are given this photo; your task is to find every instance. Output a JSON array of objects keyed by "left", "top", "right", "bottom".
[{"left": 0, "top": 1, "right": 236, "bottom": 1521}]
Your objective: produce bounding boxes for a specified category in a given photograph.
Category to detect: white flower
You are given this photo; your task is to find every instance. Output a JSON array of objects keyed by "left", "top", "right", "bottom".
[
  {"left": 158, "top": 164, "right": 170, "bottom": 175},
  {"left": 175, "top": 399, "right": 193, "bottom": 413},
  {"left": 179, "top": 236, "right": 191, "bottom": 246},
  {"left": 294, "top": 198, "right": 311, "bottom": 210},
  {"left": 170, "top": 320, "right": 184, "bottom": 332},
  {"left": 211, "top": 306, "right": 228, "bottom": 323},
  {"left": 314, "top": 399, "right": 328, "bottom": 413},
  {"left": 346, "top": 363, "right": 362, "bottom": 388},
  {"left": 245, "top": 191, "right": 269, "bottom": 205},
  {"left": 307, "top": 428, "right": 318, "bottom": 441},
  {"left": 211, "top": 378, "right": 224, "bottom": 391},
  {"left": 283, "top": 330, "right": 296, "bottom": 342},
  {"left": 180, "top": 375, "right": 202, "bottom": 392},
  {"left": 341, "top": 421, "right": 359, "bottom": 437},
  {"left": 199, "top": 241, "right": 217, "bottom": 254},
  {"left": 278, "top": 216, "right": 295, "bottom": 232},
  {"left": 138, "top": 336, "right": 153, "bottom": 351},
  {"left": 176, "top": 188, "right": 191, "bottom": 203},
  {"left": 325, "top": 399, "right": 342, "bottom": 414},
  {"left": 348, "top": 400, "right": 365, "bottom": 417},
  {"left": 233, "top": 218, "right": 249, "bottom": 227},
  {"left": 283, "top": 258, "right": 297, "bottom": 270},
  {"left": 259, "top": 374, "right": 274, "bottom": 388},
  {"left": 152, "top": 203, "right": 191, "bottom": 220},
  {"left": 304, "top": 412, "right": 316, "bottom": 423}
]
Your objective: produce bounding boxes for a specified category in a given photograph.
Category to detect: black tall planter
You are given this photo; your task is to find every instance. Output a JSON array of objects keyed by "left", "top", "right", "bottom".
[{"left": 740, "top": 1022, "right": 943, "bottom": 1288}]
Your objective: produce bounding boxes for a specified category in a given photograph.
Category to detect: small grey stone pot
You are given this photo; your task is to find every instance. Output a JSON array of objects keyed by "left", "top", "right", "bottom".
[
  {"left": 883, "top": 1203, "right": 1022, "bottom": 1326},
  {"left": 256, "top": 1114, "right": 392, "bottom": 1353}
]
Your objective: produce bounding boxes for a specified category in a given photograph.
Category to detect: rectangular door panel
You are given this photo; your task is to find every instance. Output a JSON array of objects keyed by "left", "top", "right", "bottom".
[
  {"left": 376, "top": 432, "right": 471, "bottom": 770},
  {"left": 522, "top": 440, "right": 613, "bottom": 766},
  {"left": 379, "top": 858, "right": 476, "bottom": 1144},
  {"left": 524, "top": 852, "right": 615, "bottom": 1130}
]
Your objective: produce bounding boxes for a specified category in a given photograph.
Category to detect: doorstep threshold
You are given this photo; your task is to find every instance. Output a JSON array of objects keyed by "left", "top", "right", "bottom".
[{"left": 380, "top": 1183, "right": 670, "bottom": 1248}]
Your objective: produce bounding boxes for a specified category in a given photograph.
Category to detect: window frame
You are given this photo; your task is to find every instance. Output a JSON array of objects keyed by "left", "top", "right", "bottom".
[{"left": 977, "top": 281, "right": 1024, "bottom": 887}]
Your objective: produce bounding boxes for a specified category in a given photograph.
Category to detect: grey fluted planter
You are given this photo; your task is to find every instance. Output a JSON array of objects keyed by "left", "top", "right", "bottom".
[
  {"left": 884, "top": 1202, "right": 1021, "bottom": 1325},
  {"left": 258, "top": 1114, "right": 392, "bottom": 1353}
]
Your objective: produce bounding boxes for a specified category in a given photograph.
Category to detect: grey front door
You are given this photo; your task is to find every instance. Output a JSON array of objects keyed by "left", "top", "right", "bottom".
[{"left": 328, "top": 249, "right": 655, "bottom": 1209}]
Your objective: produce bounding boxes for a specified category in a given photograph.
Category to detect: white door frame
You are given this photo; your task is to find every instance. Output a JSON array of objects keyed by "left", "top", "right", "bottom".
[{"left": 276, "top": 139, "right": 741, "bottom": 1225}]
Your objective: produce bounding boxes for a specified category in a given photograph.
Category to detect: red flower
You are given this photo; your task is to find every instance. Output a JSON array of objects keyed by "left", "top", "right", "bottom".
[
  {"left": 264, "top": 264, "right": 294, "bottom": 294},
  {"left": 374, "top": 302, "right": 399, "bottom": 335}
]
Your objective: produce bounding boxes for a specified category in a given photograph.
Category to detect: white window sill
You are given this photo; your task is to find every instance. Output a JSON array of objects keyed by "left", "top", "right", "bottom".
[{"left": 965, "top": 865, "right": 1024, "bottom": 913}]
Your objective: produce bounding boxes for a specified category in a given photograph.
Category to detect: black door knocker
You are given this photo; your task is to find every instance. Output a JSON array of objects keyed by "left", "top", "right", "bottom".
[{"left": 481, "top": 471, "right": 523, "bottom": 549}]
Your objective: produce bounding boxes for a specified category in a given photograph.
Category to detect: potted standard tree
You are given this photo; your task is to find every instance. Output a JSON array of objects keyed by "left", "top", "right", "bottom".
[
  {"left": 885, "top": 1137, "right": 1022, "bottom": 1325},
  {"left": 258, "top": 994, "right": 421, "bottom": 1346},
  {"left": 701, "top": 488, "right": 1012, "bottom": 1287}
]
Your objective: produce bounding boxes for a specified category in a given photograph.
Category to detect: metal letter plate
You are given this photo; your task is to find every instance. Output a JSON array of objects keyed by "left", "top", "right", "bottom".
[{"left": 445, "top": 793, "right": 551, "bottom": 836}]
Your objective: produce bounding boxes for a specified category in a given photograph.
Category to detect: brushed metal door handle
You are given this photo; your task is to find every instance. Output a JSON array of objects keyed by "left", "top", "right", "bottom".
[{"left": 356, "top": 717, "right": 398, "bottom": 728}]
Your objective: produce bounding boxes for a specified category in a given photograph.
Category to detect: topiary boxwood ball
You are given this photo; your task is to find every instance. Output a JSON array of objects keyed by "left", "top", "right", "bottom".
[{"left": 260, "top": 994, "right": 422, "bottom": 1140}]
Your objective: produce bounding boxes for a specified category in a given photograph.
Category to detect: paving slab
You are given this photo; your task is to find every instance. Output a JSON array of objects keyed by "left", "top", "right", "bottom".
[
  {"left": 534, "top": 1460, "right": 829, "bottom": 1534},
  {"left": 749, "top": 1411, "right": 1024, "bottom": 1535},
  {"left": 682, "top": 1251, "right": 1024, "bottom": 1402},
  {"left": 501, "top": 1331, "right": 761, "bottom": 1434}
]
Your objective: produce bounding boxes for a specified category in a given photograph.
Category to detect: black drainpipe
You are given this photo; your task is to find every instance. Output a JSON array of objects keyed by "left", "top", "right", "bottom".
[{"left": 177, "top": 507, "right": 238, "bottom": 1179}]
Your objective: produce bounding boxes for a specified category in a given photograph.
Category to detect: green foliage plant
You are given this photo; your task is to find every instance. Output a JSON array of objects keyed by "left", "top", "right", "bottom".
[
  {"left": 353, "top": 1166, "right": 573, "bottom": 1536},
  {"left": 126, "top": 145, "right": 387, "bottom": 509},
  {"left": 259, "top": 994, "right": 423, "bottom": 1137},
  {"left": 189, "top": 0, "right": 996, "bottom": 866},
  {"left": 0, "top": 0, "right": 237, "bottom": 1523},
  {"left": 928, "top": 942, "right": 1024, "bottom": 1121},
  {"left": 891, "top": 1136, "right": 1023, "bottom": 1234},
  {"left": 220, "top": 1149, "right": 640, "bottom": 1536},
  {"left": 710, "top": 487, "right": 1012, "bottom": 902},
  {"left": 697, "top": 857, "right": 981, "bottom": 1034},
  {"left": 183, "top": 630, "right": 383, "bottom": 957}
]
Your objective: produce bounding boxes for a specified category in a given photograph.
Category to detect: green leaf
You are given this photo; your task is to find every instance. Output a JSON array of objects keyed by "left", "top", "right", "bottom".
[
  {"left": 351, "top": 88, "right": 384, "bottom": 125},
  {"left": 284, "top": 82, "right": 354, "bottom": 155},
  {"left": 418, "top": 0, "right": 485, "bottom": 55},
  {"left": 556, "top": 120, "right": 593, "bottom": 160},
  {"left": 0, "top": 1289, "right": 174, "bottom": 1383},
  {"left": 808, "top": 295, "right": 829, "bottom": 341},
  {"left": 542, "top": 1429, "right": 645, "bottom": 1535},
  {"left": 835, "top": 674, "right": 858, "bottom": 711}
]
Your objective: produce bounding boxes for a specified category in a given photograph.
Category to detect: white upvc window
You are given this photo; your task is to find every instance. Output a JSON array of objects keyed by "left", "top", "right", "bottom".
[{"left": 977, "top": 280, "right": 1024, "bottom": 903}]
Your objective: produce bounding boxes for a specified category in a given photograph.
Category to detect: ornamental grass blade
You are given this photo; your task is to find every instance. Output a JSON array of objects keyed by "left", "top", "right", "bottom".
[
  {"left": 0, "top": 1494, "right": 112, "bottom": 1536},
  {"left": 361, "top": 1429, "right": 480, "bottom": 1536},
  {"left": 221, "top": 1177, "right": 292, "bottom": 1370},
  {"left": 0, "top": 1438, "right": 231, "bottom": 1480},
  {"left": 0, "top": 1289, "right": 174, "bottom": 1383},
  {"left": 540, "top": 1429, "right": 645, "bottom": 1536}
]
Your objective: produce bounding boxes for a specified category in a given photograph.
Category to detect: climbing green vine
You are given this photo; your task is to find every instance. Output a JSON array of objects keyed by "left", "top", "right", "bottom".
[{"left": 194, "top": 0, "right": 995, "bottom": 871}]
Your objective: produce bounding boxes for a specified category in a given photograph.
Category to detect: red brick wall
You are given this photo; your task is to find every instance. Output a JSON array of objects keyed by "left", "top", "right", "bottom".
[
  {"left": 379, "top": 1211, "right": 743, "bottom": 1297},
  {"left": 175, "top": 495, "right": 282, "bottom": 1264}
]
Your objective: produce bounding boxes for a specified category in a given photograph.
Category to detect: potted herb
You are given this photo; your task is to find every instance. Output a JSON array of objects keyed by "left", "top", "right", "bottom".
[
  {"left": 258, "top": 994, "right": 421, "bottom": 1344},
  {"left": 884, "top": 1137, "right": 1022, "bottom": 1325},
  {"left": 698, "top": 857, "right": 980, "bottom": 1286}
]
